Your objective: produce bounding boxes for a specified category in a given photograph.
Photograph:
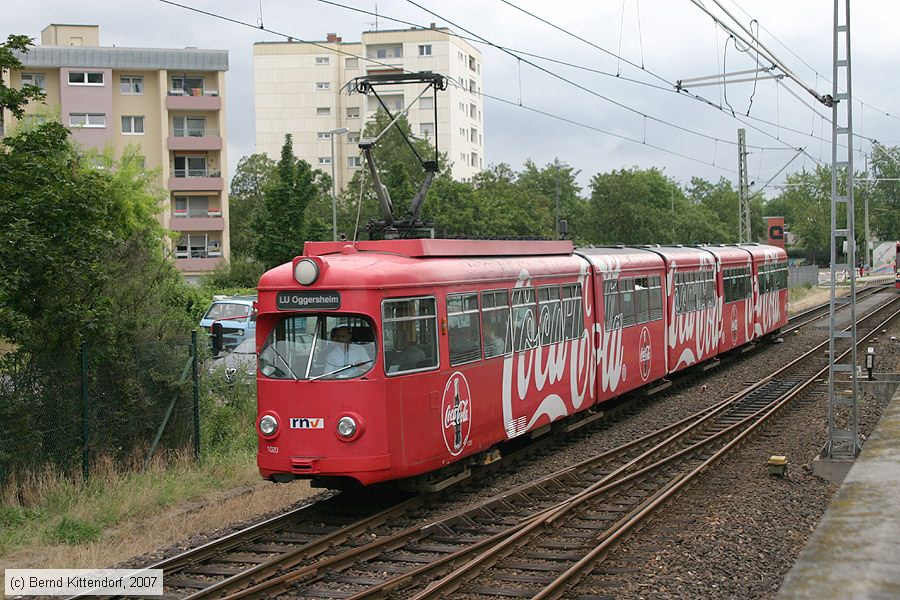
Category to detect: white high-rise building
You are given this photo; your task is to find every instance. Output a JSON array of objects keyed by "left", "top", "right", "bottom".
[{"left": 254, "top": 27, "right": 484, "bottom": 192}]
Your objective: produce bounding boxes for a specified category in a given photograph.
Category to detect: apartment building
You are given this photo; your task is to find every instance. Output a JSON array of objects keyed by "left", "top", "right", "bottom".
[
  {"left": 1, "top": 24, "right": 229, "bottom": 282},
  {"left": 254, "top": 26, "right": 484, "bottom": 192}
]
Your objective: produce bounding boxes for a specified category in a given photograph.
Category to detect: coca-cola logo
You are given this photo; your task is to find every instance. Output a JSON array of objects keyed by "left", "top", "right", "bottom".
[
  {"left": 441, "top": 372, "right": 472, "bottom": 456},
  {"left": 639, "top": 326, "right": 652, "bottom": 381}
]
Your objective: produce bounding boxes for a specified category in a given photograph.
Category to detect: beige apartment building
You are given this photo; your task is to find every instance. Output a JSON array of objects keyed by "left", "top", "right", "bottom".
[
  {"left": 254, "top": 26, "right": 484, "bottom": 192},
  {"left": 0, "top": 24, "right": 229, "bottom": 282}
]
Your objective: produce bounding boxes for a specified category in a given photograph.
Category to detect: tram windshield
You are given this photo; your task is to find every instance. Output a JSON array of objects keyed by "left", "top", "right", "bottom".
[{"left": 259, "top": 315, "right": 376, "bottom": 380}]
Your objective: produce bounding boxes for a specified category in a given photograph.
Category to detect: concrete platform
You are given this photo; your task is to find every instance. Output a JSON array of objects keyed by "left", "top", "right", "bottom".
[{"left": 778, "top": 385, "right": 900, "bottom": 599}]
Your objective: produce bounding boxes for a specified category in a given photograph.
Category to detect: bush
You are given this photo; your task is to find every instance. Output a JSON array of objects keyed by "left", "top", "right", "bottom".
[{"left": 50, "top": 517, "right": 103, "bottom": 545}]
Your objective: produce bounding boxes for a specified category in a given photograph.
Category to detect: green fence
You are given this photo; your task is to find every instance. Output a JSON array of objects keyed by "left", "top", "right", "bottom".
[{"left": 0, "top": 331, "right": 251, "bottom": 485}]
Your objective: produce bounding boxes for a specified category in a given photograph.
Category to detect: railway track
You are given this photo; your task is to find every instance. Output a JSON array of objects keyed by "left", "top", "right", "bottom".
[
  {"left": 112, "top": 287, "right": 894, "bottom": 600},
  {"left": 198, "top": 294, "right": 898, "bottom": 599},
  {"left": 782, "top": 283, "right": 885, "bottom": 334}
]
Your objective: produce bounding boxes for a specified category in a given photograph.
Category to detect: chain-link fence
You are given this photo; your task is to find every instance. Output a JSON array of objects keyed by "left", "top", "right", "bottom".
[{"left": 0, "top": 332, "right": 254, "bottom": 486}]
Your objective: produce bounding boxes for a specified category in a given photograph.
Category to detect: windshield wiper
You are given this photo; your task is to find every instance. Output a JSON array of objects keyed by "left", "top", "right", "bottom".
[
  {"left": 267, "top": 346, "right": 301, "bottom": 380},
  {"left": 309, "top": 359, "right": 374, "bottom": 381}
]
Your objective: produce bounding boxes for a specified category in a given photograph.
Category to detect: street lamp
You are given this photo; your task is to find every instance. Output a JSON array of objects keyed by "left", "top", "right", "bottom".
[{"left": 328, "top": 127, "right": 350, "bottom": 241}]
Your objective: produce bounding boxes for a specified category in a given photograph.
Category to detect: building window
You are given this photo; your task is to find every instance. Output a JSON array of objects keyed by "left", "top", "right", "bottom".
[
  {"left": 347, "top": 132, "right": 360, "bottom": 143},
  {"left": 470, "top": 127, "right": 477, "bottom": 143},
  {"left": 68, "top": 71, "right": 104, "bottom": 85},
  {"left": 121, "top": 115, "right": 145, "bottom": 134},
  {"left": 173, "top": 195, "right": 210, "bottom": 218},
  {"left": 346, "top": 107, "right": 360, "bottom": 118},
  {"left": 470, "top": 152, "right": 479, "bottom": 168},
  {"left": 317, "top": 131, "right": 332, "bottom": 140},
  {"left": 419, "top": 44, "right": 432, "bottom": 56},
  {"left": 316, "top": 107, "right": 331, "bottom": 116},
  {"left": 21, "top": 73, "right": 45, "bottom": 90},
  {"left": 315, "top": 56, "right": 330, "bottom": 65},
  {"left": 174, "top": 155, "right": 208, "bottom": 177},
  {"left": 420, "top": 122, "right": 434, "bottom": 136},
  {"left": 69, "top": 113, "right": 106, "bottom": 128},
  {"left": 170, "top": 76, "right": 205, "bottom": 95},
  {"left": 318, "top": 157, "right": 332, "bottom": 165},
  {"left": 459, "top": 101, "right": 466, "bottom": 112},
  {"left": 345, "top": 57, "right": 358, "bottom": 69},
  {"left": 175, "top": 233, "right": 219, "bottom": 259},
  {"left": 348, "top": 156, "right": 361, "bottom": 168},
  {"left": 458, "top": 50, "right": 464, "bottom": 61},
  {"left": 420, "top": 96, "right": 434, "bottom": 110},
  {"left": 316, "top": 81, "right": 331, "bottom": 90},
  {"left": 469, "top": 55, "right": 477, "bottom": 71},
  {"left": 173, "top": 116, "right": 206, "bottom": 137},
  {"left": 120, "top": 76, "right": 143, "bottom": 94}
]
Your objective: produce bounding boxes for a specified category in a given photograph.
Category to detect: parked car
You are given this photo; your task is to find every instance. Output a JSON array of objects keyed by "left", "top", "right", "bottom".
[
  {"left": 210, "top": 337, "right": 257, "bottom": 383},
  {"left": 199, "top": 296, "right": 256, "bottom": 352}
]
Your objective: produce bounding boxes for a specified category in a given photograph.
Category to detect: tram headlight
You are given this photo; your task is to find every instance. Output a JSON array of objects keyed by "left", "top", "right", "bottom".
[
  {"left": 294, "top": 259, "right": 319, "bottom": 285},
  {"left": 336, "top": 416, "right": 357, "bottom": 438},
  {"left": 259, "top": 415, "right": 278, "bottom": 436}
]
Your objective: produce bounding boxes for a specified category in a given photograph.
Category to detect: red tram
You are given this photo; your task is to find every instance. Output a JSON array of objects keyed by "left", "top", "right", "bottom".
[{"left": 253, "top": 240, "right": 788, "bottom": 488}]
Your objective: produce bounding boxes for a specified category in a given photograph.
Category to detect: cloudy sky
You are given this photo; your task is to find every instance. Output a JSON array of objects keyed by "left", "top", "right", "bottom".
[{"left": 6, "top": 0, "right": 900, "bottom": 196}]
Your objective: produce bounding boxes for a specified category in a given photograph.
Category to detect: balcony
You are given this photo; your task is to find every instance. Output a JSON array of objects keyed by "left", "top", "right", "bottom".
[
  {"left": 174, "top": 256, "right": 223, "bottom": 272},
  {"left": 168, "top": 169, "right": 223, "bottom": 191},
  {"left": 169, "top": 208, "right": 224, "bottom": 231},
  {"left": 166, "top": 89, "right": 221, "bottom": 111},
  {"left": 167, "top": 129, "right": 222, "bottom": 151}
]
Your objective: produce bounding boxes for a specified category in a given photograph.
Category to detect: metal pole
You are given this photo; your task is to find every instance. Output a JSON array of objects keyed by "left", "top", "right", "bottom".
[
  {"left": 826, "top": 0, "right": 859, "bottom": 460},
  {"left": 738, "top": 128, "right": 751, "bottom": 243},
  {"left": 330, "top": 134, "right": 338, "bottom": 241},
  {"left": 191, "top": 330, "right": 200, "bottom": 461},
  {"left": 81, "top": 341, "right": 89, "bottom": 482},
  {"left": 554, "top": 160, "right": 560, "bottom": 239}
]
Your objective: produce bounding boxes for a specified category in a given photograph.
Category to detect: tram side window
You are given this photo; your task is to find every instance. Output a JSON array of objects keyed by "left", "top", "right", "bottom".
[
  {"left": 634, "top": 277, "right": 650, "bottom": 324},
  {"left": 448, "top": 293, "right": 482, "bottom": 366},
  {"left": 482, "top": 289, "right": 512, "bottom": 358},
  {"left": 538, "top": 285, "right": 563, "bottom": 346},
  {"left": 382, "top": 297, "right": 438, "bottom": 375},
  {"left": 511, "top": 287, "right": 538, "bottom": 351},
  {"left": 648, "top": 275, "right": 663, "bottom": 321},
  {"left": 620, "top": 278, "right": 636, "bottom": 327},
  {"left": 561, "top": 283, "right": 584, "bottom": 340},
  {"left": 603, "top": 279, "right": 621, "bottom": 331},
  {"left": 702, "top": 271, "right": 716, "bottom": 308}
]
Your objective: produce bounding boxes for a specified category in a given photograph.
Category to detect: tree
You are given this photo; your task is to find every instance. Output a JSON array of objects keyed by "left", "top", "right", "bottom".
[
  {"left": 0, "top": 35, "right": 45, "bottom": 119},
  {"left": 585, "top": 167, "right": 687, "bottom": 244},
  {"left": 253, "top": 134, "right": 328, "bottom": 269},
  {"left": 516, "top": 160, "right": 586, "bottom": 241},
  {"left": 229, "top": 153, "right": 276, "bottom": 258},
  {"left": 770, "top": 166, "right": 832, "bottom": 262}
]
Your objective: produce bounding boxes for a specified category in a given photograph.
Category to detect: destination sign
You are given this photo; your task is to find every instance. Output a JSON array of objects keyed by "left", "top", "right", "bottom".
[{"left": 276, "top": 291, "right": 341, "bottom": 311}]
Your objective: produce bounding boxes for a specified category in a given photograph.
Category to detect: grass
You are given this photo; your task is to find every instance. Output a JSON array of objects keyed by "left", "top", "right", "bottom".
[
  {"left": 0, "top": 450, "right": 261, "bottom": 558},
  {"left": 0, "top": 367, "right": 263, "bottom": 560}
]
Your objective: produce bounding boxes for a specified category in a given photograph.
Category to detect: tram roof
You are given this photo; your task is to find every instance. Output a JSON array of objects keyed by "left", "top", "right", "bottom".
[{"left": 303, "top": 239, "right": 574, "bottom": 258}]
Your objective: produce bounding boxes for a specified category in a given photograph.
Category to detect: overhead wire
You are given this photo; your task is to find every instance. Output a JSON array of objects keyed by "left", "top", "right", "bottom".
[
  {"left": 404, "top": 0, "right": 750, "bottom": 150},
  {"left": 154, "top": 0, "right": 737, "bottom": 171},
  {"left": 723, "top": 0, "right": 900, "bottom": 126},
  {"left": 315, "top": 0, "right": 839, "bottom": 152}
]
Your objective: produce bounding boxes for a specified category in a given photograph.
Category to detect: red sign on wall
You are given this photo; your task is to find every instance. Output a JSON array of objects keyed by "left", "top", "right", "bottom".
[{"left": 766, "top": 216, "right": 785, "bottom": 249}]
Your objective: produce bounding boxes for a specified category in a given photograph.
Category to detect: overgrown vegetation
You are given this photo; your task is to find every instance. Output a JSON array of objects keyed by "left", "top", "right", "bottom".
[{"left": 0, "top": 35, "right": 206, "bottom": 484}]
